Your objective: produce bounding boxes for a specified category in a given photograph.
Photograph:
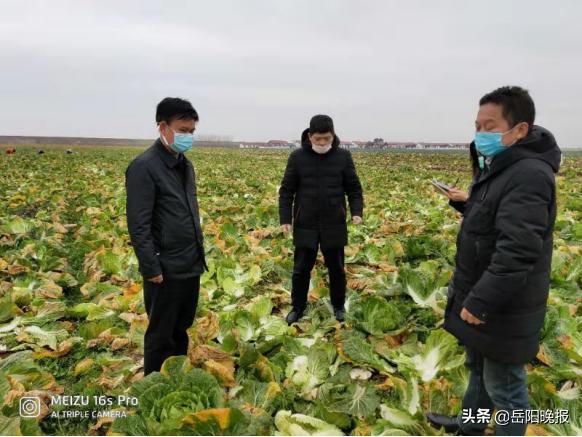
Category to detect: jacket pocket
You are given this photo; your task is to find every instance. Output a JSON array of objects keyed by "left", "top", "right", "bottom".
[
  {"left": 162, "top": 222, "right": 198, "bottom": 253},
  {"left": 161, "top": 229, "right": 167, "bottom": 249},
  {"left": 475, "top": 237, "right": 496, "bottom": 275},
  {"left": 159, "top": 240, "right": 201, "bottom": 275},
  {"left": 478, "top": 304, "right": 547, "bottom": 338},
  {"left": 463, "top": 201, "right": 494, "bottom": 235},
  {"left": 295, "top": 196, "right": 318, "bottom": 227},
  {"left": 328, "top": 197, "right": 347, "bottom": 224}
]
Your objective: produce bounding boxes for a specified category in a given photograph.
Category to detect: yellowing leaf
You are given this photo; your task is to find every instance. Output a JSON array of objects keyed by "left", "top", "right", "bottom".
[
  {"left": 122, "top": 282, "right": 141, "bottom": 297},
  {"left": 203, "top": 359, "right": 236, "bottom": 387},
  {"left": 182, "top": 408, "right": 232, "bottom": 430},
  {"left": 74, "top": 358, "right": 95, "bottom": 375}
]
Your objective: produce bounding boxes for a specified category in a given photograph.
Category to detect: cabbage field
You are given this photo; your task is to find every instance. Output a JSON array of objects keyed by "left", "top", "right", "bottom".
[{"left": 0, "top": 146, "right": 580, "bottom": 435}]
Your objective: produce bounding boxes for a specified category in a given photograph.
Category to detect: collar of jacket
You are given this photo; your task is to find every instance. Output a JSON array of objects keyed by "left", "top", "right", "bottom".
[
  {"left": 471, "top": 124, "right": 561, "bottom": 187},
  {"left": 154, "top": 138, "right": 184, "bottom": 168},
  {"left": 300, "top": 128, "right": 340, "bottom": 154}
]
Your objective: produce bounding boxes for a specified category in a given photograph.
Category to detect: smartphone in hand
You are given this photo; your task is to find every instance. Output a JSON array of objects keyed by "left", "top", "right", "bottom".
[{"left": 430, "top": 178, "right": 452, "bottom": 193}]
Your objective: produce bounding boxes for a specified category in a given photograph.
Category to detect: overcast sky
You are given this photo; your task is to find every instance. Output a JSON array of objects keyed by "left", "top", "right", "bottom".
[{"left": 0, "top": 0, "right": 580, "bottom": 146}]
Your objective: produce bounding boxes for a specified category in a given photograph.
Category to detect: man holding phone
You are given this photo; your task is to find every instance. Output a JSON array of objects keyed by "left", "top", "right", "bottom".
[
  {"left": 428, "top": 86, "right": 561, "bottom": 435},
  {"left": 125, "top": 97, "right": 207, "bottom": 375}
]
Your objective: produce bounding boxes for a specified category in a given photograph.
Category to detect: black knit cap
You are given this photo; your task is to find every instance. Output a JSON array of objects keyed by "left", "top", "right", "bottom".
[{"left": 309, "top": 114, "right": 334, "bottom": 135}]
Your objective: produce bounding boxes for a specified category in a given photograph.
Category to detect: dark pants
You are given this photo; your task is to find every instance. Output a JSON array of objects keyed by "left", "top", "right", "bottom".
[
  {"left": 292, "top": 246, "right": 345, "bottom": 310},
  {"left": 143, "top": 276, "right": 200, "bottom": 375},
  {"left": 459, "top": 347, "right": 529, "bottom": 436}
]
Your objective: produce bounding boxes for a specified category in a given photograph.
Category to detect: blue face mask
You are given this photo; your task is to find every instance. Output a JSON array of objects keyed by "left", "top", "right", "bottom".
[
  {"left": 474, "top": 129, "right": 513, "bottom": 157},
  {"left": 161, "top": 130, "right": 195, "bottom": 153},
  {"left": 171, "top": 132, "right": 195, "bottom": 153}
]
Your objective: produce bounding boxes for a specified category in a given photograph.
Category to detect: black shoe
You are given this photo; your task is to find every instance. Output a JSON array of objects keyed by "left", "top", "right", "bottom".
[
  {"left": 286, "top": 308, "right": 305, "bottom": 325},
  {"left": 426, "top": 413, "right": 460, "bottom": 434},
  {"left": 334, "top": 308, "right": 345, "bottom": 322}
]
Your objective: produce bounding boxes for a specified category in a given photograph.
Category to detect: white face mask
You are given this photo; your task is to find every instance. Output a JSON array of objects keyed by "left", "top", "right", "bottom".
[{"left": 312, "top": 143, "right": 332, "bottom": 154}]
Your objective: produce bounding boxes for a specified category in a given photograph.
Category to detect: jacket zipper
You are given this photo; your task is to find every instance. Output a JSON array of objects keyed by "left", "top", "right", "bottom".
[{"left": 317, "top": 154, "right": 322, "bottom": 226}]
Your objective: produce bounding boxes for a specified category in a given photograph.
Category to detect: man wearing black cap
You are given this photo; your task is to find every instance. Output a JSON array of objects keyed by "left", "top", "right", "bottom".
[{"left": 279, "top": 115, "right": 364, "bottom": 324}]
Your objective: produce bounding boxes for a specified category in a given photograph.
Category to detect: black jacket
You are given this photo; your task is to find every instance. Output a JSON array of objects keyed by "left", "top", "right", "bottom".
[
  {"left": 125, "top": 140, "right": 207, "bottom": 279},
  {"left": 279, "top": 128, "right": 364, "bottom": 250},
  {"left": 444, "top": 125, "right": 561, "bottom": 364}
]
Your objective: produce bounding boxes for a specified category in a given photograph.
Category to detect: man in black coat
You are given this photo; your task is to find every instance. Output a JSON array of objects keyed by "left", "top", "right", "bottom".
[
  {"left": 428, "top": 86, "right": 561, "bottom": 436},
  {"left": 279, "top": 115, "right": 364, "bottom": 324},
  {"left": 125, "top": 97, "right": 207, "bottom": 375}
]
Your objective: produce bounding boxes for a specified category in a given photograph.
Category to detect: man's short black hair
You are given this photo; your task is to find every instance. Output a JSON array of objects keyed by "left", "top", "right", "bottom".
[
  {"left": 479, "top": 86, "right": 535, "bottom": 128},
  {"left": 309, "top": 114, "right": 335, "bottom": 135},
  {"left": 156, "top": 97, "right": 199, "bottom": 124}
]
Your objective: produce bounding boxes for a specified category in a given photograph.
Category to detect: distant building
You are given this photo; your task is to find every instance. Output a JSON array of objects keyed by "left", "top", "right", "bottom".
[
  {"left": 239, "top": 140, "right": 296, "bottom": 149},
  {"left": 339, "top": 140, "right": 359, "bottom": 149},
  {"left": 371, "top": 141, "right": 468, "bottom": 150},
  {"left": 238, "top": 139, "right": 469, "bottom": 150},
  {"left": 414, "top": 143, "right": 468, "bottom": 150},
  {"left": 385, "top": 142, "right": 416, "bottom": 149},
  {"left": 239, "top": 141, "right": 266, "bottom": 149}
]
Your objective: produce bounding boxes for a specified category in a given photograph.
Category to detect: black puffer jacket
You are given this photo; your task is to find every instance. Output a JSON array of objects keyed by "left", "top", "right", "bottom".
[
  {"left": 279, "top": 129, "right": 364, "bottom": 250},
  {"left": 444, "top": 125, "right": 562, "bottom": 364}
]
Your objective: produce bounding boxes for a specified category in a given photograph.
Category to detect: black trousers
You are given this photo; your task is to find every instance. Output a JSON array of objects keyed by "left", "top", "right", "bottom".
[
  {"left": 143, "top": 275, "right": 200, "bottom": 375},
  {"left": 292, "top": 246, "right": 345, "bottom": 310}
]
